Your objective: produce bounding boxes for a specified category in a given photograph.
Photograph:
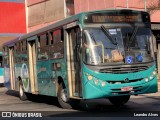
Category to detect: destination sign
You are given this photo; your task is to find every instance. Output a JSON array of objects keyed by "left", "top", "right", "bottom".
[
  {"left": 84, "top": 11, "right": 150, "bottom": 23},
  {"left": 91, "top": 15, "right": 140, "bottom": 23}
]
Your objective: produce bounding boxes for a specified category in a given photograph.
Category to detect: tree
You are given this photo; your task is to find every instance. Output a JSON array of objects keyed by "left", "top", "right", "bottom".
[{"left": 146, "top": 0, "right": 160, "bottom": 14}]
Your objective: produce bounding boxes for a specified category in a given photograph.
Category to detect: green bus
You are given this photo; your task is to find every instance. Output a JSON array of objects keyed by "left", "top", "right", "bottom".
[{"left": 3, "top": 9, "right": 158, "bottom": 109}]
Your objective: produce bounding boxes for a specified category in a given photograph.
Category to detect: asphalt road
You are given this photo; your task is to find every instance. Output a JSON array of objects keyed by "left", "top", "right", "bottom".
[{"left": 0, "top": 86, "right": 160, "bottom": 118}]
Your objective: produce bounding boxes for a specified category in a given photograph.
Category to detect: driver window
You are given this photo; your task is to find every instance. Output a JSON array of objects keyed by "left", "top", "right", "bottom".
[{"left": 83, "top": 30, "right": 102, "bottom": 64}]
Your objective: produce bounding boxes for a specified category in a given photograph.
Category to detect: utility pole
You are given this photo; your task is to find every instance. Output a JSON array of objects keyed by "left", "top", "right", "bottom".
[{"left": 126, "top": 0, "right": 128, "bottom": 8}]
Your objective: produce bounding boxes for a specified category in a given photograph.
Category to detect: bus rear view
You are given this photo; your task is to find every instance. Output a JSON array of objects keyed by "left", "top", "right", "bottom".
[{"left": 81, "top": 10, "right": 157, "bottom": 106}]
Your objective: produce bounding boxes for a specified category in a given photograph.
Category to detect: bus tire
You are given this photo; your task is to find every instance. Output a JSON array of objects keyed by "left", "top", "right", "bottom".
[
  {"left": 70, "top": 99, "right": 80, "bottom": 109},
  {"left": 19, "top": 82, "right": 28, "bottom": 101},
  {"left": 57, "top": 83, "right": 72, "bottom": 109},
  {"left": 108, "top": 95, "right": 130, "bottom": 106}
]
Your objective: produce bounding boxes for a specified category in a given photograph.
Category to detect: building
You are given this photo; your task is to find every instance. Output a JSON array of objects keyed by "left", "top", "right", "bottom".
[
  {"left": 74, "top": 0, "right": 160, "bottom": 48},
  {"left": 25, "top": 0, "right": 160, "bottom": 75},
  {"left": 25, "top": 0, "right": 74, "bottom": 32},
  {"left": 25, "top": 0, "right": 160, "bottom": 41},
  {"left": 0, "top": 0, "right": 26, "bottom": 51},
  {"left": 1, "top": 0, "right": 160, "bottom": 75},
  {"left": 1, "top": 0, "right": 160, "bottom": 42}
]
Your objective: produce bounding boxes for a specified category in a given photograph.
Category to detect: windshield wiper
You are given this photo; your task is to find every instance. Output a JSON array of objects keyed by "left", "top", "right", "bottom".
[
  {"left": 126, "top": 33, "right": 130, "bottom": 51},
  {"left": 101, "top": 25, "right": 117, "bottom": 45},
  {"left": 128, "top": 27, "right": 138, "bottom": 46}
]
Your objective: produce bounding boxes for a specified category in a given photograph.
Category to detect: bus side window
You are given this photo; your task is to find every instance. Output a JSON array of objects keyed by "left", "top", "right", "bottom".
[
  {"left": 22, "top": 40, "right": 27, "bottom": 51},
  {"left": 3, "top": 46, "right": 9, "bottom": 65},
  {"left": 15, "top": 42, "right": 22, "bottom": 63},
  {"left": 38, "top": 33, "right": 49, "bottom": 60},
  {"left": 49, "top": 29, "right": 64, "bottom": 59},
  {"left": 22, "top": 40, "right": 28, "bottom": 62},
  {"left": 40, "top": 34, "right": 48, "bottom": 47},
  {"left": 53, "top": 29, "right": 62, "bottom": 44},
  {"left": 50, "top": 32, "right": 54, "bottom": 45},
  {"left": 14, "top": 43, "right": 17, "bottom": 63}
]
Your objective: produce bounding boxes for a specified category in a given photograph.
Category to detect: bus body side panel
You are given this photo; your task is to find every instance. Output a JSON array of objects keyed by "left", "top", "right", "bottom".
[
  {"left": 82, "top": 64, "right": 157, "bottom": 99},
  {"left": 37, "top": 60, "right": 55, "bottom": 96},
  {"left": 37, "top": 60, "right": 53, "bottom": 95},
  {"left": 15, "top": 62, "right": 31, "bottom": 93},
  {"left": 37, "top": 59, "right": 66, "bottom": 97},
  {"left": 36, "top": 32, "right": 66, "bottom": 96},
  {"left": 4, "top": 65, "right": 10, "bottom": 89},
  {"left": 49, "top": 59, "right": 67, "bottom": 96},
  {"left": 15, "top": 63, "right": 21, "bottom": 91}
]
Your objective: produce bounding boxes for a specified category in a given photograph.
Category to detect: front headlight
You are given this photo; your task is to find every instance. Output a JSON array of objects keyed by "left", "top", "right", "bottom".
[
  {"left": 145, "top": 70, "right": 157, "bottom": 82},
  {"left": 88, "top": 75, "right": 93, "bottom": 81},
  {"left": 94, "top": 80, "right": 99, "bottom": 85},
  {"left": 85, "top": 72, "right": 106, "bottom": 86},
  {"left": 86, "top": 73, "right": 93, "bottom": 81},
  {"left": 153, "top": 71, "right": 157, "bottom": 75},
  {"left": 149, "top": 75, "right": 154, "bottom": 80},
  {"left": 145, "top": 78, "right": 149, "bottom": 82},
  {"left": 101, "top": 81, "right": 106, "bottom": 86}
]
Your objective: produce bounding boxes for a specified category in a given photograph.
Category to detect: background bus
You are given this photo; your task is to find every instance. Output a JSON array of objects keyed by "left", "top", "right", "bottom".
[
  {"left": 0, "top": 52, "right": 4, "bottom": 86},
  {"left": 3, "top": 9, "right": 158, "bottom": 109}
]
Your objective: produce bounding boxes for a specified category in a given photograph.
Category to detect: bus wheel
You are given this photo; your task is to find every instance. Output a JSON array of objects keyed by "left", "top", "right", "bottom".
[
  {"left": 58, "top": 83, "right": 72, "bottom": 109},
  {"left": 108, "top": 95, "right": 130, "bottom": 106},
  {"left": 19, "top": 82, "right": 28, "bottom": 101},
  {"left": 70, "top": 99, "right": 80, "bottom": 109}
]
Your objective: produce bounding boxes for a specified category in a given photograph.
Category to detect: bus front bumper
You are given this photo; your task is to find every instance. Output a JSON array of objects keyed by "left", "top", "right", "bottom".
[{"left": 83, "top": 76, "right": 158, "bottom": 99}]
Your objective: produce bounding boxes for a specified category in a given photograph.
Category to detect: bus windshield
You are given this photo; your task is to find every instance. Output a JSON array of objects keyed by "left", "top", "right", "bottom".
[{"left": 83, "top": 27, "right": 153, "bottom": 65}]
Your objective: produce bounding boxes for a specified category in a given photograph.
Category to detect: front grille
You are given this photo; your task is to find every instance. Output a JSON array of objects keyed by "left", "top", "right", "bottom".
[
  {"left": 100, "top": 66, "right": 150, "bottom": 74},
  {"left": 107, "top": 78, "right": 143, "bottom": 84}
]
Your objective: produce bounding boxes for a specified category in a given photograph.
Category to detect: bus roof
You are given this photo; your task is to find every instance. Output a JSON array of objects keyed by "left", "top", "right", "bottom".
[
  {"left": 3, "top": 9, "right": 148, "bottom": 46},
  {"left": 20, "top": 13, "right": 83, "bottom": 40},
  {"left": 3, "top": 37, "right": 20, "bottom": 46}
]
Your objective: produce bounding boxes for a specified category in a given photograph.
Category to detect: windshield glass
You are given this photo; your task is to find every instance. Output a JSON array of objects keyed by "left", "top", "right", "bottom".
[
  {"left": 83, "top": 27, "right": 153, "bottom": 65},
  {"left": 122, "top": 27, "right": 153, "bottom": 63}
]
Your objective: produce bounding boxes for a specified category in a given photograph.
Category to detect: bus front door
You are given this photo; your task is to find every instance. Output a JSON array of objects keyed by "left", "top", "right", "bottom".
[
  {"left": 66, "top": 27, "right": 82, "bottom": 98},
  {"left": 28, "top": 39, "right": 38, "bottom": 94},
  {"left": 9, "top": 47, "right": 15, "bottom": 90}
]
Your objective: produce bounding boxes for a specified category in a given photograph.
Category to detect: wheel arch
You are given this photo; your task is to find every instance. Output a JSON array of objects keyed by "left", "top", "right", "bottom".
[
  {"left": 18, "top": 76, "right": 22, "bottom": 86},
  {"left": 56, "top": 76, "right": 67, "bottom": 96}
]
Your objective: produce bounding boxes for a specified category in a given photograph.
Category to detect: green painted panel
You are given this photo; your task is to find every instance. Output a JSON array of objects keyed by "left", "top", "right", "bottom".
[
  {"left": 37, "top": 60, "right": 52, "bottom": 95},
  {"left": 15, "top": 63, "right": 31, "bottom": 92},
  {"left": 0, "top": 68, "right": 3, "bottom": 76},
  {"left": 82, "top": 63, "right": 158, "bottom": 99},
  {"left": 36, "top": 58, "right": 67, "bottom": 96}
]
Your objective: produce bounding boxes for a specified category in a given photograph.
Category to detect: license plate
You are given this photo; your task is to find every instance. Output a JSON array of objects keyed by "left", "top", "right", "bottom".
[{"left": 121, "top": 86, "right": 133, "bottom": 91}]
